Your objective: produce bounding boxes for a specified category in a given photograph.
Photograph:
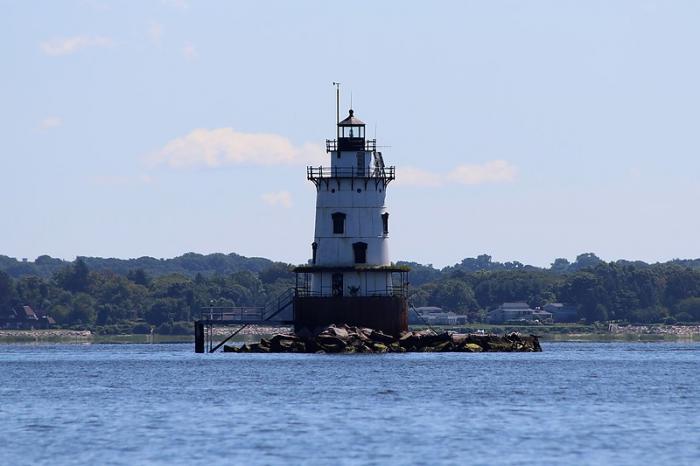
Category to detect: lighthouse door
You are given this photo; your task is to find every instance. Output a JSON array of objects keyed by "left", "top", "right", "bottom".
[{"left": 332, "top": 273, "right": 343, "bottom": 297}]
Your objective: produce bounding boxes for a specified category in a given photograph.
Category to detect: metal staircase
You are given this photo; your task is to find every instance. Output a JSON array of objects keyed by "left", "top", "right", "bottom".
[{"left": 195, "top": 288, "right": 296, "bottom": 353}]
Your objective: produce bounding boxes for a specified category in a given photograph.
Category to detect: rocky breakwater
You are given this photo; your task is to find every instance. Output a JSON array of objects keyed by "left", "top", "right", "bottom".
[{"left": 223, "top": 324, "right": 541, "bottom": 353}]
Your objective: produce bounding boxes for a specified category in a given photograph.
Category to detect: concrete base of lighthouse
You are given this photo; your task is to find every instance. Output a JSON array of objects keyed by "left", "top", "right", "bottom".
[{"left": 293, "top": 295, "right": 408, "bottom": 337}]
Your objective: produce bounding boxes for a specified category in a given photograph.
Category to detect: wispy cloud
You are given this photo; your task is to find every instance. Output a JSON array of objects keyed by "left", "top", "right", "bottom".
[
  {"left": 182, "top": 42, "right": 197, "bottom": 60},
  {"left": 398, "top": 167, "right": 444, "bottom": 187},
  {"left": 39, "top": 116, "right": 62, "bottom": 130},
  {"left": 149, "top": 128, "right": 324, "bottom": 169},
  {"left": 396, "top": 160, "right": 517, "bottom": 187},
  {"left": 447, "top": 160, "right": 517, "bottom": 185},
  {"left": 261, "top": 191, "right": 293, "bottom": 208},
  {"left": 40, "top": 35, "right": 113, "bottom": 56}
]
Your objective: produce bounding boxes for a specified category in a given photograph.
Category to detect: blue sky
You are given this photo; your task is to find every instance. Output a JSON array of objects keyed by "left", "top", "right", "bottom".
[{"left": 2, "top": 0, "right": 699, "bottom": 267}]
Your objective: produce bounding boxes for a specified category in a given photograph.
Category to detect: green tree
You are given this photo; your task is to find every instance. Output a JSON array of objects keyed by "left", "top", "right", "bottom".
[
  {"left": 145, "top": 298, "right": 187, "bottom": 325},
  {"left": 258, "top": 263, "right": 293, "bottom": 284},
  {"left": 68, "top": 293, "right": 96, "bottom": 325},
  {"left": 15, "top": 276, "right": 50, "bottom": 310},
  {"left": 126, "top": 268, "right": 150, "bottom": 287},
  {"left": 0, "top": 271, "right": 15, "bottom": 312},
  {"left": 570, "top": 253, "right": 604, "bottom": 272},
  {"left": 55, "top": 258, "right": 91, "bottom": 293},
  {"left": 430, "top": 279, "right": 478, "bottom": 313},
  {"left": 676, "top": 297, "right": 700, "bottom": 322},
  {"left": 550, "top": 258, "right": 571, "bottom": 274},
  {"left": 50, "top": 304, "right": 71, "bottom": 324}
]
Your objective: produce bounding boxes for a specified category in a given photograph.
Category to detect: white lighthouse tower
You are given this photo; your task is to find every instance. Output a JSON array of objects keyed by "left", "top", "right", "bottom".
[{"left": 293, "top": 105, "right": 408, "bottom": 335}]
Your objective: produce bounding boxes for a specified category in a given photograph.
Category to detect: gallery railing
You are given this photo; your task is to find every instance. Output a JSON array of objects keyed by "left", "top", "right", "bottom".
[
  {"left": 295, "top": 284, "right": 407, "bottom": 298},
  {"left": 326, "top": 139, "right": 376, "bottom": 152},
  {"left": 307, "top": 166, "right": 395, "bottom": 181}
]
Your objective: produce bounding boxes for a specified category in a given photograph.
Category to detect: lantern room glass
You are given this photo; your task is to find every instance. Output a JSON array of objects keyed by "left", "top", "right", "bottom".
[{"left": 341, "top": 126, "right": 364, "bottom": 138}]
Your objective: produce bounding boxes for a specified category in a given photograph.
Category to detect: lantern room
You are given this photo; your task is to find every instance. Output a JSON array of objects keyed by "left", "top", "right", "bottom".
[{"left": 337, "top": 109, "right": 365, "bottom": 151}]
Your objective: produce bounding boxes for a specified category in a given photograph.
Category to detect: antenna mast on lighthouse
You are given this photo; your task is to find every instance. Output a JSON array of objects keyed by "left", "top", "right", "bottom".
[{"left": 332, "top": 82, "right": 340, "bottom": 140}]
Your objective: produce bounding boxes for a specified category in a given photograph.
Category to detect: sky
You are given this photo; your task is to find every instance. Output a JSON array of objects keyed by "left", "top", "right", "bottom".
[{"left": 2, "top": 0, "right": 699, "bottom": 268}]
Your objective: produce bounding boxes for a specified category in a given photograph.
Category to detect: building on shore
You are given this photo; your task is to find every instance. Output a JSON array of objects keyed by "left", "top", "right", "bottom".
[
  {"left": 487, "top": 302, "right": 553, "bottom": 324},
  {"left": 0, "top": 305, "right": 56, "bottom": 329},
  {"left": 543, "top": 303, "right": 579, "bottom": 322},
  {"left": 292, "top": 106, "right": 409, "bottom": 336},
  {"left": 409, "top": 306, "right": 468, "bottom": 326}
]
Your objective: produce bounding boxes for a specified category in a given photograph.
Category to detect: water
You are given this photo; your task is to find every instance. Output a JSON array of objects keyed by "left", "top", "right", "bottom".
[{"left": 1, "top": 342, "right": 699, "bottom": 466}]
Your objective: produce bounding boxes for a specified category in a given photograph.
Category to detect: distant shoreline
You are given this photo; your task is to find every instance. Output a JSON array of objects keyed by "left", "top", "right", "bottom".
[{"left": 1, "top": 324, "right": 699, "bottom": 344}]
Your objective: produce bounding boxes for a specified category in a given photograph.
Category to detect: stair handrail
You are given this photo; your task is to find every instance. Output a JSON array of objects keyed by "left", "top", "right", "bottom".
[{"left": 261, "top": 287, "right": 295, "bottom": 321}]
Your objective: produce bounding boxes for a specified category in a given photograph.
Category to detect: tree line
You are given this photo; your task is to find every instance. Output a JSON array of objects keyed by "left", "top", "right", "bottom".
[{"left": 1, "top": 252, "right": 700, "bottom": 331}]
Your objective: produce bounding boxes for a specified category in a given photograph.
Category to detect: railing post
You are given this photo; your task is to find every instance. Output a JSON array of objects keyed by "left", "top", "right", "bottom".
[{"left": 194, "top": 321, "right": 204, "bottom": 353}]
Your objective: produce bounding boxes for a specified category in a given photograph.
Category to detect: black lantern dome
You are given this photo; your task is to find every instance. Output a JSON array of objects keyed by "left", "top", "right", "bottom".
[{"left": 337, "top": 109, "right": 365, "bottom": 151}]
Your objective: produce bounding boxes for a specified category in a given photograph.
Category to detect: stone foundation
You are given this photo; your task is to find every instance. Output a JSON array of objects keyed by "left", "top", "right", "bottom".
[
  {"left": 223, "top": 324, "right": 541, "bottom": 353},
  {"left": 293, "top": 296, "right": 408, "bottom": 337}
]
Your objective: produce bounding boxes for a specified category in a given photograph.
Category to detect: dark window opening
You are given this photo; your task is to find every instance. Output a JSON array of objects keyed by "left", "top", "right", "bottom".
[
  {"left": 353, "top": 242, "right": 367, "bottom": 264},
  {"left": 332, "top": 273, "right": 343, "bottom": 297},
  {"left": 381, "top": 213, "right": 389, "bottom": 235},
  {"left": 311, "top": 242, "right": 318, "bottom": 264},
  {"left": 332, "top": 212, "right": 346, "bottom": 234}
]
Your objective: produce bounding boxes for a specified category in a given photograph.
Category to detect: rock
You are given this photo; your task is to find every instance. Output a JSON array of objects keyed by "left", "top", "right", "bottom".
[
  {"left": 369, "top": 330, "right": 394, "bottom": 344},
  {"left": 316, "top": 335, "right": 347, "bottom": 353},
  {"left": 222, "top": 325, "right": 541, "bottom": 354},
  {"left": 325, "top": 325, "right": 350, "bottom": 339},
  {"left": 371, "top": 342, "right": 388, "bottom": 353},
  {"left": 270, "top": 334, "right": 299, "bottom": 351},
  {"left": 462, "top": 343, "right": 483, "bottom": 352},
  {"left": 389, "top": 342, "right": 405, "bottom": 353},
  {"left": 424, "top": 340, "right": 452, "bottom": 352},
  {"left": 413, "top": 331, "right": 451, "bottom": 347},
  {"left": 451, "top": 334, "right": 469, "bottom": 345},
  {"left": 398, "top": 332, "right": 419, "bottom": 348},
  {"left": 356, "top": 343, "right": 373, "bottom": 353},
  {"left": 239, "top": 343, "right": 253, "bottom": 353},
  {"left": 291, "top": 341, "right": 306, "bottom": 353}
]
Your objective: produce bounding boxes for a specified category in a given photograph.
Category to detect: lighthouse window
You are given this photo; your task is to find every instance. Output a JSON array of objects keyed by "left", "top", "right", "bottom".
[
  {"left": 353, "top": 242, "right": 367, "bottom": 264},
  {"left": 381, "top": 212, "right": 389, "bottom": 235},
  {"left": 311, "top": 242, "right": 318, "bottom": 264},
  {"left": 331, "top": 212, "right": 346, "bottom": 234}
]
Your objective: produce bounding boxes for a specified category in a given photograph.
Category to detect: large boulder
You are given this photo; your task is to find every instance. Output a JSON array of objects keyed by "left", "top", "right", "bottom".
[
  {"left": 316, "top": 334, "right": 347, "bottom": 353},
  {"left": 270, "top": 334, "right": 300, "bottom": 351},
  {"left": 321, "top": 324, "right": 350, "bottom": 340},
  {"left": 369, "top": 329, "right": 394, "bottom": 344}
]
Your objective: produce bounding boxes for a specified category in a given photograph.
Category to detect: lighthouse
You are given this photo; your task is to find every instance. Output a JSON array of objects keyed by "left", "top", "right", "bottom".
[{"left": 293, "top": 106, "right": 409, "bottom": 336}]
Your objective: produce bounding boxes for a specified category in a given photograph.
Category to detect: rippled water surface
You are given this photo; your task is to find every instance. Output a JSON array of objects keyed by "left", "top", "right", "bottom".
[{"left": 1, "top": 342, "right": 699, "bottom": 465}]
